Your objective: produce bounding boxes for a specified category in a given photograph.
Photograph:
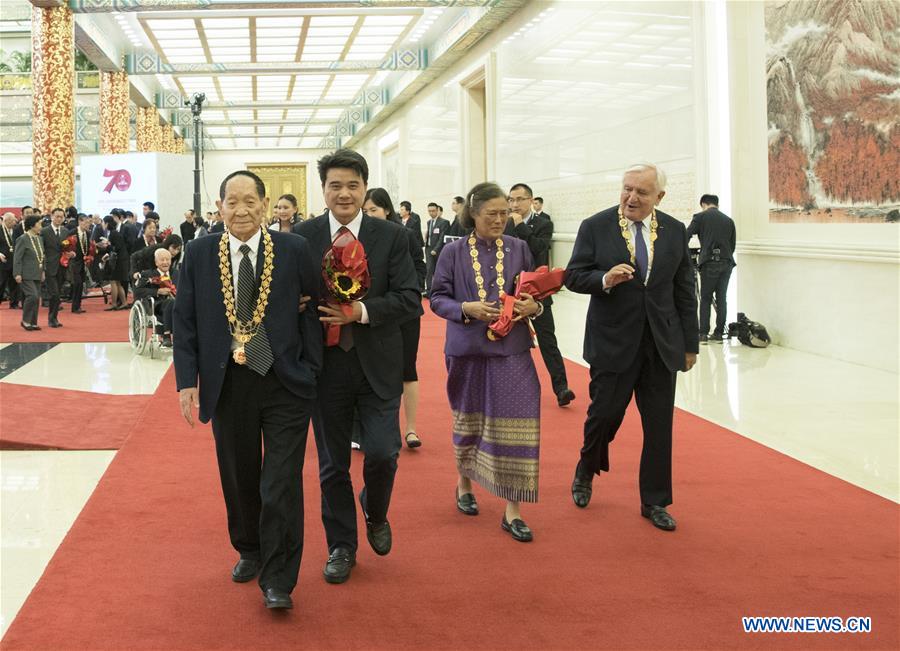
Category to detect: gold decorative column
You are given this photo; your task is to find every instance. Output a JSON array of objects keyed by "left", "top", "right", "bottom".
[
  {"left": 100, "top": 71, "right": 129, "bottom": 154},
  {"left": 136, "top": 106, "right": 161, "bottom": 152},
  {"left": 31, "top": 4, "right": 74, "bottom": 210},
  {"left": 174, "top": 136, "right": 185, "bottom": 154}
]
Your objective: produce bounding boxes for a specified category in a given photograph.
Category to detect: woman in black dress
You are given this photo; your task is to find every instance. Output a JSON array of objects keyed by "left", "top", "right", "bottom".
[
  {"left": 102, "top": 215, "right": 130, "bottom": 310},
  {"left": 363, "top": 187, "right": 426, "bottom": 448}
]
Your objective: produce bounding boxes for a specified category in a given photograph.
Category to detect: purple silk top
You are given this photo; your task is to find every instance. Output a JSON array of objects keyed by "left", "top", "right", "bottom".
[{"left": 430, "top": 234, "right": 534, "bottom": 358}]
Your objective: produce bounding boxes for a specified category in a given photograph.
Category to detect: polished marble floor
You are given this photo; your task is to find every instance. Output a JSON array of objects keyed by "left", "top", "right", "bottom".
[{"left": 1, "top": 303, "right": 898, "bottom": 636}]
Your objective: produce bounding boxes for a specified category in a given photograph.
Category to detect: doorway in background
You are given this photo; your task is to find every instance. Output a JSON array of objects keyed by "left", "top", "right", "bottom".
[{"left": 246, "top": 164, "right": 308, "bottom": 223}]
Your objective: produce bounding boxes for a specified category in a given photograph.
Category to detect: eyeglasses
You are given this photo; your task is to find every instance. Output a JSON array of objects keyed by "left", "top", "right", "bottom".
[{"left": 508, "top": 196, "right": 531, "bottom": 203}]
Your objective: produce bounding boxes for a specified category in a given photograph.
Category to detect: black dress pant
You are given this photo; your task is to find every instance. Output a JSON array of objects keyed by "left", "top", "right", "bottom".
[
  {"left": 211, "top": 362, "right": 312, "bottom": 593},
  {"left": 0, "top": 266, "right": 16, "bottom": 306},
  {"left": 44, "top": 266, "right": 66, "bottom": 322},
  {"left": 580, "top": 321, "right": 676, "bottom": 507},
  {"left": 533, "top": 299, "right": 568, "bottom": 395},
  {"left": 313, "top": 346, "right": 402, "bottom": 553},
  {"left": 70, "top": 261, "right": 84, "bottom": 312},
  {"left": 699, "top": 261, "right": 732, "bottom": 336},
  {"left": 425, "top": 253, "right": 437, "bottom": 295},
  {"left": 155, "top": 297, "right": 174, "bottom": 333}
]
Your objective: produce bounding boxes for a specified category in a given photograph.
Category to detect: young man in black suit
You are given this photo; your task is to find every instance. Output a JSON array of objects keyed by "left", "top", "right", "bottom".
[
  {"left": 41, "top": 207, "right": 69, "bottom": 325},
  {"left": 532, "top": 196, "right": 551, "bottom": 222},
  {"left": 686, "top": 194, "right": 736, "bottom": 343},
  {"left": 565, "top": 164, "right": 698, "bottom": 531},
  {"left": 68, "top": 215, "right": 93, "bottom": 317},
  {"left": 423, "top": 201, "right": 449, "bottom": 296},
  {"left": 295, "top": 149, "right": 420, "bottom": 585},
  {"left": 174, "top": 170, "right": 322, "bottom": 610},
  {"left": 398, "top": 201, "right": 425, "bottom": 251},
  {"left": 507, "top": 183, "right": 575, "bottom": 407}
]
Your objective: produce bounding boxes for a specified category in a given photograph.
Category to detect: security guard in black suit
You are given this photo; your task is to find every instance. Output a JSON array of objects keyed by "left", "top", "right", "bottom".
[{"left": 686, "top": 194, "right": 736, "bottom": 342}]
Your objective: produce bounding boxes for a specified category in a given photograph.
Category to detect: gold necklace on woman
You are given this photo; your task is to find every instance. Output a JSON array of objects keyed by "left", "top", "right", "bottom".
[
  {"left": 618, "top": 208, "right": 658, "bottom": 266},
  {"left": 28, "top": 233, "right": 44, "bottom": 265},
  {"left": 217, "top": 230, "right": 275, "bottom": 349},
  {"left": 468, "top": 234, "right": 505, "bottom": 340}
]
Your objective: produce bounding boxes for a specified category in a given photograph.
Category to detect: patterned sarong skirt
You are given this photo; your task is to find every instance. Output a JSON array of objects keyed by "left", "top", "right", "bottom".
[{"left": 446, "top": 351, "right": 540, "bottom": 502}]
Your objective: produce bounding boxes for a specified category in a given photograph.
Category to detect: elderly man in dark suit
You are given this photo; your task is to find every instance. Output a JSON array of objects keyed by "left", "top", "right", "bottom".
[
  {"left": 41, "top": 207, "right": 69, "bottom": 325},
  {"left": 174, "top": 170, "right": 322, "bottom": 610},
  {"left": 295, "top": 149, "right": 420, "bottom": 585},
  {"left": 565, "top": 164, "right": 698, "bottom": 531},
  {"left": 0, "top": 212, "right": 18, "bottom": 308},
  {"left": 686, "top": 194, "right": 736, "bottom": 343}
]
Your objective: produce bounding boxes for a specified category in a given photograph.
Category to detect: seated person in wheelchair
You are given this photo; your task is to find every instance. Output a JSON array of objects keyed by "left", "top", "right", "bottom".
[
  {"left": 131, "top": 234, "right": 183, "bottom": 285},
  {"left": 134, "top": 248, "right": 176, "bottom": 347}
]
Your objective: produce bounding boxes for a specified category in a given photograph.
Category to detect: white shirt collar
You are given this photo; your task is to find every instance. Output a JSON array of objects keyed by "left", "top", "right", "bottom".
[
  {"left": 632, "top": 213, "right": 653, "bottom": 231},
  {"left": 329, "top": 211, "right": 363, "bottom": 240},
  {"left": 228, "top": 227, "right": 262, "bottom": 255}
]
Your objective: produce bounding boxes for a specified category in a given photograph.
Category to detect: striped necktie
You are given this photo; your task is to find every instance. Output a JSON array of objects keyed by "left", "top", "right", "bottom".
[{"left": 237, "top": 243, "right": 274, "bottom": 376}]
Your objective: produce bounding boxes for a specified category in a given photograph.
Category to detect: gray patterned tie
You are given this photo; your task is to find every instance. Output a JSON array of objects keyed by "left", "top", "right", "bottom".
[{"left": 237, "top": 243, "right": 274, "bottom": 376}]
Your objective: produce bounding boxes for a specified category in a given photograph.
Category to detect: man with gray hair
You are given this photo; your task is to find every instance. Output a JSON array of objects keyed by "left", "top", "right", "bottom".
[
  {"left": 564, "top": 163, "right": 698, "bottom": 531},
  {"left": 0, "top": 212, "right": 18, "bottom": 308},
  {"left": 134, "top": 247, "right": 176, "bottom": 347}
]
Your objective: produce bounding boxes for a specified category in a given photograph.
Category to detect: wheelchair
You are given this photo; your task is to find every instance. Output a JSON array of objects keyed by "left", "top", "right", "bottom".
[{"left": 128, "top": 297, "right": 167, "bottom": 358}]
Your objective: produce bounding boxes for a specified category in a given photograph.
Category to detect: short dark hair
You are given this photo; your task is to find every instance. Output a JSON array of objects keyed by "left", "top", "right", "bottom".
[
  {"left": 509, "top": 183, "right": 533, "bottom": 198},
  {"left": 21, "top": 205, "right": 32, "bottom": 212},
  {"left": 399, "top": 201, "right": 411, "bottom": 212},
  {"left": 78, "top": 213, "right": 90, "bottom": 222},
  {"left": 427, "top": 202, "right": 439, "bottom": 209},
  {"left": 219, "top": 170, "right": 266, "bottom": 200},
  {"left": 162, "top": 234, "right": 183, "bottom": 250},
  {"left": 145, "top": 211, "right": 160, "bottom": 221},
  {"left": 103, "top": 215, "right": 118, "bottom": 231},
  {"left": 125, "top": 211, "right": 134, "bottom": 218},
  {"left": 51, "top": 207, "right": 65, "bottom": 216},
  {"left": 24, "top": 215, "right": 41, "bottom": 230},
  {"left": 317, "top": 148, "right": 368, "bottom": 185},
  {"left": 453, "top": 196, "right": 464, "bottom": 204},
  {"left": 534, "top": 196, "right": 544, "bottom": 203},
  {"left": 143, "top": 201, "right": 155, "bottom": 210},
  {"left": 700, "top": 194, "right": 719, "bottom": 206},
  {"left": 364, "top": 187, "right": 399, "bottom": 223},
  {"left": 460, "top": 182, "right": 507, "bottom": 229}
]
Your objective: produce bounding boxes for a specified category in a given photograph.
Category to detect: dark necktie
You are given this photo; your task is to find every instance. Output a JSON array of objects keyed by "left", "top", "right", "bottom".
[
  {"left": 237, "top": 243, "right": 274, "bottom": 376},
  {"left": 334, "top": 227, "right": 355, "bottom": 352},
  {"left": 634, "top": 221, "right": 648, "bottom": 282}
]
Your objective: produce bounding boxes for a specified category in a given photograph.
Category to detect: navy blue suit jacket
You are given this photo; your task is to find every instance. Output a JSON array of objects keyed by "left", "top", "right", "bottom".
[
  {"left": 565, "top": 207, "right": 698, "bottom": 373},
  {"left": 173, "top": 230, "right": 323, "bottom": 423}
]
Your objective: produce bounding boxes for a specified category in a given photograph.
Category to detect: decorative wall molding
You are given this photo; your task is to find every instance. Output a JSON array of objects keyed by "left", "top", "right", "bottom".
[{"left": 737, "top": 240, "right": 900, "bottom": 265}]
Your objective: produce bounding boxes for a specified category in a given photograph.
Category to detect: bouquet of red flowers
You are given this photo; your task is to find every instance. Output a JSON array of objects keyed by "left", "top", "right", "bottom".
[
  {"left": 487, "top": 265, "right": 565, "bottom": 340},
  {"left": 322, "top": 229, "right": 369, "bottom": 346},
  {"left": 150, "top": 274, "right": 177, "bottom": 297},
  {"left": 59, "top": 234, "right": 96, "bottom": 268},
  {"left": 159, "top": 226, "right": 173, "bottom": 240}
]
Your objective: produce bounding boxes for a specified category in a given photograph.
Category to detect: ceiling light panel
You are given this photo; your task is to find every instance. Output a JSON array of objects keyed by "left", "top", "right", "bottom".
[
  {"left": 256, "top": 39, "right": 298, "bottom": 49},
  {"left": 256, "top": 27, "right": 303, "bottom": 38},
  {"left": 286, "top": 109, "right": 314, "bottom": 118},
  {"left": 363, "top": 15, "right": 412, "bottom": 26},
  {"left": 257, "top": 17, "right": 304, "bottom": 27},
  {"left": 315, "top": 109, "right": 344, "bottom": 119},
  {"left": 147, "top": 19, "right": 196, "bottom": 30},
  {"left": 306, "top": 27, "right": 354, "bottom": 38},
  {"left": 204, "top": 29, "right": 248, "bottom": 40},
  {"left": 205, "top": 126, "right": 231, "bottom": 136},
  {"left": 305, "top": 37, "right": 350, "bottom": 46},
  {"left": 309, "top": 16, "right": 358, "bottom": 27},
  {"left": 201, "top": 18, "right": 248, "bottom": 29}
]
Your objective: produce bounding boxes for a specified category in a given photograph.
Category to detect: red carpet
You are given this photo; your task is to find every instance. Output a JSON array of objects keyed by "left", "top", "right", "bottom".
[
  {"left": 2, "top": 312, "right": 897, "bottom": 650},
  {"left": 0, "top": 301, "right": 129, "bottom": 343},
  {"left": 0, "top": 383, "right": 148, "bottom": 450}
]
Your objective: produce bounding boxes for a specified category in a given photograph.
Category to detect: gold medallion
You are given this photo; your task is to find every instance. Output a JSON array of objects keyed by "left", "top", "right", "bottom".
[{"left": 233, "top": 347, "right": 247, "bottom": 365}]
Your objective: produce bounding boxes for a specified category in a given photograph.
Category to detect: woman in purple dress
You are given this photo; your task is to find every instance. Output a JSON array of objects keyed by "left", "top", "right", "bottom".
[{"left": 430, "top": 182, "right": 542, "bottom": 542}]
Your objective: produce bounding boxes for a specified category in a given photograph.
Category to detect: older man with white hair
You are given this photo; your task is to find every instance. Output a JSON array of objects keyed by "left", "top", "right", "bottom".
[
  {"left": 0, "top": 212, "right": 18, "bottom": 308},
  {"left": 134, "top": 247, "right": 176, "bottom": 347},
  {"left": 564, "top": 163, "right": 698, "bottom": 531}
]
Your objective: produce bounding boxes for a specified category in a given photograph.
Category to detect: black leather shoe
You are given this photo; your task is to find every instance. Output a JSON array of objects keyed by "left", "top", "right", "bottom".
[
  {"left": 571, "top": 463, "right": 593, "bottom": 508},
  {"left": 323, "top": 547, "right": 356, "bottom": 584},
  {"left": 231, "top": 558, "right": 260, "bottom": 582},
  {"left": 49, "top": 320, "right": 62, "bottom": 328},
  {"left": 359, "top": 489, "right": 392, "bottom": 556},
  {"left": 641, "top": 504, "right": 677, "bottom": 531},
  {"left": 72, "top": 309, "right": 86, "bottom": 314},
  {"left": 20, "top": 321, "right": 28, "bottom": 331},
  {"left": 29, "top": 324, "right": 41, "bottom": 331},
  {"left": 263, "top": 587, "right": 292, "bottom": 609},
  {"left": 456, "top": 488, "right": 479, "bottom": 516},
  {"left": 556, "top": 388, "right": 576, "bottom": 407},
  {"left": 501, "top": 515, "right": 533, "bottom": 542}
]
